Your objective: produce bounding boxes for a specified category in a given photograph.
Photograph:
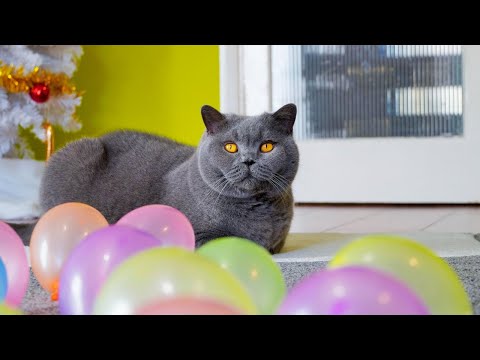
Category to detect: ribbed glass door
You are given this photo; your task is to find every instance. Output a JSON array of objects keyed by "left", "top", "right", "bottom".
[{"left": 271, "top": 45, "right": 463, "bottom": 141}]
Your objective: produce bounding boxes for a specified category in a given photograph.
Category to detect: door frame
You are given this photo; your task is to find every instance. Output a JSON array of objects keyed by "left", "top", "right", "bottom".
[{"left": 220, "top": 45, "right": 272, "bottom": 114}]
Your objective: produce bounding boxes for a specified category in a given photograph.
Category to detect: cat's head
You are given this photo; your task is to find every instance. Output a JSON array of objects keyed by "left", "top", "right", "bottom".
[{"left": 197, "top": 104, "right": 299, "bottom": 198}]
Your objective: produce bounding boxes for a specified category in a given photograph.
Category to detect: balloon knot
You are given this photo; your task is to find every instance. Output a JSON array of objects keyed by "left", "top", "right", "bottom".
[{"left": 50, "top": 280, "right": 59, "bottom": 302}]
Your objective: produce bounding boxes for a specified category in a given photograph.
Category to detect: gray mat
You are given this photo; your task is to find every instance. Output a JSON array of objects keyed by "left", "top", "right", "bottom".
[
  {"left": 20, "top": 256, "right": 480, "bottom": 315},
  {"left": 278, "top": 256, "right": 480, "bottom": 315},
  {"left": 21, "top": 270, "right": 58, "bottom": 315},
  {"left": 11, "top": 223, "right": 480, "bottom": 315}
]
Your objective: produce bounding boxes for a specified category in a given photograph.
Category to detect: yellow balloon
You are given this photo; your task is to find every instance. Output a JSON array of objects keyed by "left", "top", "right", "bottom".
[
  {"left": 0, "top": 303, "right": 22, "bottom": 315},
  {"left": 93, "top": 247, "right": 257, "bottom": 315},
  {"left": 329, "top": 234, "right": 472, "bottom": 315}
]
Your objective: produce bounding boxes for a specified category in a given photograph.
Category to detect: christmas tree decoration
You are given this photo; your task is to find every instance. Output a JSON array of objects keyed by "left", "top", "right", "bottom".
[
  {"left": 0, "top": 46, "right": 83, "bottom": 159},
  {"left": 29, "top": 84, "right": 50, "bottom": 103}
]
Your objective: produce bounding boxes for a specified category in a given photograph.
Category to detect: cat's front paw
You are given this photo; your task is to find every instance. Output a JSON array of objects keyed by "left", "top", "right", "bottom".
[{"left": 270, "top": 238, "right": 286, "bottom": 255}]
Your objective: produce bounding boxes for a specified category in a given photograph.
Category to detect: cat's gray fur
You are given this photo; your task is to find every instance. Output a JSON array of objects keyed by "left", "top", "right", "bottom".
[{"left": 39, "top": 104, "right": 299, "bottom": 253}]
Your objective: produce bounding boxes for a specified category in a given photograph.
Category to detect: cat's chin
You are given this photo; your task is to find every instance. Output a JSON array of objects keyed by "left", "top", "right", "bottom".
[
  {"left": 226, "top": 176, "right": 264, "bottom": 197},
  {"left": 235, "top": 177, "right": 258, "bottom": 191}
]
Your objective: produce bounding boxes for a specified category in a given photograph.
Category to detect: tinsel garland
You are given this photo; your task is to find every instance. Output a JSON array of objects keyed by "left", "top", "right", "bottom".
[{"left": 0, "top": 62, "right": 82, "bottom": 98}]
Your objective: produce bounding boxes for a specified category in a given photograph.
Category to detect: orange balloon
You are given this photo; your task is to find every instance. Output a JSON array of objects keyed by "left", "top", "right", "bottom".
[{"left": 30, "top": 202, "right": 108, "bottom": 299}]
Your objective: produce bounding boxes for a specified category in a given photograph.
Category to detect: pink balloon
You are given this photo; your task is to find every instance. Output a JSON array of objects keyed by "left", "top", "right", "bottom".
[
  {"left": 135, "top": 297, "right": 244, "bottom": 315},
  {"left": 278, "top": 266, "right": 429, "bottom": 315},
  {"left": 0, "top": 221, "right": 29, "bottom": 306},
  {"left": 117, "top": 205, "right": 195, "bottom": 251}
]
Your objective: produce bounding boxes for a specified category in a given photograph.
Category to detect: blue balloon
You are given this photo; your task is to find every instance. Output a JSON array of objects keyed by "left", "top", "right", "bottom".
[{"left": 0, "top": 258, "right": 7, "bottom": 301}]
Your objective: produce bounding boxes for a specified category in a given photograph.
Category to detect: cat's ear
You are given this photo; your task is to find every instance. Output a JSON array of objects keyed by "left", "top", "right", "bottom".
[
  {"left": 201, "top": 105, "right": 225, "bottom": 134},
  {"left": 272, "top": 103, "right": 297, "bottom": 135}
]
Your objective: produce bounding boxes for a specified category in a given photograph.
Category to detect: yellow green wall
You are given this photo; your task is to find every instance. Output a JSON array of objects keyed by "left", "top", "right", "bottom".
[{"left": 29, "top": 45, "right": 220, "bottom": 159}]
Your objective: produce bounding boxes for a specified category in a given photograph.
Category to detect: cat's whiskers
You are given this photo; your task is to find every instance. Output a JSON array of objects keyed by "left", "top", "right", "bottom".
[
  {"left": 267, "top": 178, "right": 282, "bottom": 195},
  {"left": 272, "top": 172, "right": 290, "bottom": 188},
  {"left": 252, "top": 164, "right": 289, "bottom": 205},
  {"left": 268, "top": 177, "right": 289, "bottom": 207},
  {"left": 270, "top": 176, "right": 287, "bottom": 193},
  {"left": 213, "top": 178, "right": 233, "bottom": 207},
  {"left": 201, "top": 168, "right": 237, "bottom": 205},
  {"left": 200, "top": 176, "right": 225, "bottom": 204},
  {"left": 271, "top": 172, "right": 292, "bottom": 205}
]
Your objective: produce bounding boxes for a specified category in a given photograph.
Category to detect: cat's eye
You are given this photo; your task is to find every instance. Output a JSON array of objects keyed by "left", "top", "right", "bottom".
[
  {"left": 224, "top": 143, "right": 238, "bottom": 153},
  {"left": 260, "top": 142, "right": 274, "bottom": 153}
]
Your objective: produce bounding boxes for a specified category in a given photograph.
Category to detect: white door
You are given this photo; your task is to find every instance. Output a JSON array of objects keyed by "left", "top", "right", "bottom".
[{"left": 220, "top": 45, "right": 480, "bottom": 204}]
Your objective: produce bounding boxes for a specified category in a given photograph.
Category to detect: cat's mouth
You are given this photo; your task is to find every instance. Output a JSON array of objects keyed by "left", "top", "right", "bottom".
[{"left": 225, "top": 166, "right": 272, "bottom": 193}]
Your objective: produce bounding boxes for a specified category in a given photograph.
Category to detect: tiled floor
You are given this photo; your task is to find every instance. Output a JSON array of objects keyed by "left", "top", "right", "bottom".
[
  {"left": 290, "top": 205, "right": 480, "bottom": 234},
  {"left": 283, "top": 205, "right": 480, "bottom": 262}
]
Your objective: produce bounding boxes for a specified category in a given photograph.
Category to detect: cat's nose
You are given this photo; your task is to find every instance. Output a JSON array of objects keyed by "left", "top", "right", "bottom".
[{"left": 243, "top": 160, "right": 255, "bottom": 167}]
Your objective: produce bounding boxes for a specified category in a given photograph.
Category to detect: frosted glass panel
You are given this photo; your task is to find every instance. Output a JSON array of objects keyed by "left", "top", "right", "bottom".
[{"left": 271, "top": 45, "right": 464, "bottom": 140}]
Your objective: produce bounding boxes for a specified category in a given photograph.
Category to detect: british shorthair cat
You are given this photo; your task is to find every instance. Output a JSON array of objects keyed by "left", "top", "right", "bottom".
[{"left": 39, "top": 104, "right": 299, "bottom": 253}]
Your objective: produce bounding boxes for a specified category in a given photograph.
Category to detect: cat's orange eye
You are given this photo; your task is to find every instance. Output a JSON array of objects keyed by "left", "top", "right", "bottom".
[
  {"left": 224, "top": 143, "right": 238, "bottom": 153},
  {"left": 260, "top": 142, "right": 274, "bottom": 153}
]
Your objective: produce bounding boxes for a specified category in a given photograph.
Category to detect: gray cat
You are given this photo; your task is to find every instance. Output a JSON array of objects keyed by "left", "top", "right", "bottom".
[{"left": 39, "top": 104, "right": 299, "bottom": 254}]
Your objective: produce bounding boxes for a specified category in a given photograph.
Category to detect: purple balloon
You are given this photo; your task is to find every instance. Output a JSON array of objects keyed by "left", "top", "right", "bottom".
[
  {"left": 59, "top": 225, "right": 161, "bottom": 315},
  {"left": 117, "top": 204, "right": 195, "bottom": 251},
  {"left": 278, "top": 266, "right": 430, "bottom": 315}
]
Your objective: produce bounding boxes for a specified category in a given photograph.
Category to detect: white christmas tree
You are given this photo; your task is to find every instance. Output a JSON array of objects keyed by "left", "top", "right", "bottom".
[{"left": 0, "top": 45, "right": 83, "bottom": 158}]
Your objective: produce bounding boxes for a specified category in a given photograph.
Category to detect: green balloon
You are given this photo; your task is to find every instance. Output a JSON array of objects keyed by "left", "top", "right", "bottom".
[
  {"left": 329, "top": 234, "right": 473, "bottom": 315},
  {"left": 197, "top": 237, "right": 286, "bottom": 314},
  {"left": 0, "top": 303, "right": 22, "bottom": 315},
  {"left": 93, "top": 247, "right": 257, "bottom": 315}
]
